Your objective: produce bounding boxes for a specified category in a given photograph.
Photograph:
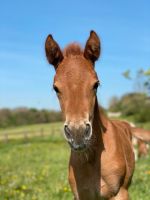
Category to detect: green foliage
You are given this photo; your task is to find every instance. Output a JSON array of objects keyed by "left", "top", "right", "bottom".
[
  {"left": 0, "top": 123, "right": 149, "bottom": 199},
  {"left": 144, "top": 69, "right": 150, "bottom": 76},
  {"left": 134, "top": 104, "right": 150, "bottom": 122},
  {"left": 0, "top": 108, "right": 62, "bottom": 128},
  {"left": 122, "top": 70, "right": 131, "bottom": 80},
  {"left": 120, "top": 93, "right": 147, "bottom": 116},
  {"left": 109, "top": 96, "right": 122, "bottom": 112},
  {"left": 109, "top": 93, "right": 150, "bottom": 123}
]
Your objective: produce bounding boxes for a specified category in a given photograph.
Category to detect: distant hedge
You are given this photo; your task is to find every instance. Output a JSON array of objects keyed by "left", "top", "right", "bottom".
[{"left": 0, "top": 108, "right": 62, "bottom": 128}]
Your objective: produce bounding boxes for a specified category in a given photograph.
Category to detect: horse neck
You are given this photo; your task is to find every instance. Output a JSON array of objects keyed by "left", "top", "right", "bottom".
[
  {"left": 70, "top": 97, "right": 107, "bottom": 164},
  {"left": 92, "top": 97, "right": 107, "bottom": 142}
]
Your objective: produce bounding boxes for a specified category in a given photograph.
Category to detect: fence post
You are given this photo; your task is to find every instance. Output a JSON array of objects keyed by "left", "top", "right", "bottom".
[
  {"left": 40, "top": 128, "right": 44, "bottom": 137},
  {"left": 4, "top": 133, "right": 8, "bottom": 143},
  {"left": 24, "top": 131, "right": 28, "bottom": 141},
  {"left": 52, "top": 128, "right": 54, "bottom": 140}
]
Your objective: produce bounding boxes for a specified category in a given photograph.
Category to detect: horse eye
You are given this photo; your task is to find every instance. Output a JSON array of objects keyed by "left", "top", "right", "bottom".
[
  {"left": 53, "top": 85, "right": 60, "bottom": 93},
  {"left": 93, "top": 81, "right": 100, "bottom": 92}
]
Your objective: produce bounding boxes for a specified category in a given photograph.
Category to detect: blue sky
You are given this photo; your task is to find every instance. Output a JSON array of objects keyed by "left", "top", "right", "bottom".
[{"left": 0, "top": 0, "right": 150, "bottom": 110}]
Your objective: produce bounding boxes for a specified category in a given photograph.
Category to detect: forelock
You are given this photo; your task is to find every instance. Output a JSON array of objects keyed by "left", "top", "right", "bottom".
[{"left": 63, "top": 43, "right": 83, "bottom": 57}]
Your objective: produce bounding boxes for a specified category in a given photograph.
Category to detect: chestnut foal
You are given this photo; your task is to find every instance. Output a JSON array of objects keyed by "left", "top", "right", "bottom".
[
  {"left": 45, "top": 31, "right": 135, "bottom": 200},
  {"left": 132, "top": 127, "right": 150, "bottom": 158}
]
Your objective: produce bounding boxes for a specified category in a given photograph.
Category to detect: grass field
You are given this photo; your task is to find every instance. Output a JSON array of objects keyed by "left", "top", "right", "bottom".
[{"left": 0, "top": 122, "right": 150, "bottom": 200}]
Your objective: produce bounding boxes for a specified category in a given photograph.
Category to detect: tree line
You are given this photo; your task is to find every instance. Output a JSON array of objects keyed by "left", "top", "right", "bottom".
[{"left": 0, "top": 108, "right": 62, "bottom": 128}]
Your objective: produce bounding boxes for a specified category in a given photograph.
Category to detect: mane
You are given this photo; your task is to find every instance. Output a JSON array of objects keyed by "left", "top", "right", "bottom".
[{"left": 63, "top": 43, "right": 83, "bottom": 57}]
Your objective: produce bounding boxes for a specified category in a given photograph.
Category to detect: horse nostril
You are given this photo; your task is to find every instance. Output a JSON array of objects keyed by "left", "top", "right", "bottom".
[
  {"left": 84, "top": 123, "right": 91, "bottom": 140},
  {"left": 64, "top": 125, "right": 72, "bottom": 141}
]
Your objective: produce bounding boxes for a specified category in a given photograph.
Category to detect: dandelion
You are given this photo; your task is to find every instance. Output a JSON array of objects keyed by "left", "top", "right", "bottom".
[
  {"left": 145, "top": 170, "right": 150, "bottom": 175},
  {"left": 21, "top": 185, "right": 27, "bottom": 190},
  {"left": 63, "top": 186, "right": 68, "bottom": 192},
  {"left": 37, "top": 188, "right": 42, "bottom": 192}
]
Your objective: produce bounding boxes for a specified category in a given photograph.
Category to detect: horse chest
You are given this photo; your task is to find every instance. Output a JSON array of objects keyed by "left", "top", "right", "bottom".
[{"left": 69, "top": 162, "right": 121, "bottom": 200}]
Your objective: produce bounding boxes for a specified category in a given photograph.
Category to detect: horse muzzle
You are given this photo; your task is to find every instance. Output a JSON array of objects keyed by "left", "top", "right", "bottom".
[{"left": 64, "top": 122, "right": 92, "bottom": 152}]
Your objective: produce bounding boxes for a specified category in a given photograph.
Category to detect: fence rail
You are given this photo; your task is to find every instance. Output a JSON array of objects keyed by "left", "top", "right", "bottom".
[{"left": 0, "top": 127, "right": 63, "bottom": 143}]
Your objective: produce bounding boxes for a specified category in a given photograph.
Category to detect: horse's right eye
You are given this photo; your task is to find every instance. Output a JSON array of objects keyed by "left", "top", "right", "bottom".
[{"left": 53, "top": 85, "right": 60, "bottom": 93}]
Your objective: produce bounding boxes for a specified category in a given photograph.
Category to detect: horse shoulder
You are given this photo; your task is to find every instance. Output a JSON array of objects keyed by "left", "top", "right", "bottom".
[
  {"left": 110, "top": 121, "right": 135, "bottom": 187},
  {"left": 101, "top": 121, "right": 134, "bottom": 191}
]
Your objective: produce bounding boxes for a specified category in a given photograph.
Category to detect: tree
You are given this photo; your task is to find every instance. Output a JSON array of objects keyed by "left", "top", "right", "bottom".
[
  {"left": 144, "top": 69, "right": 150, "bottom": 95},
  {"left": 122, "top": 68, "right": 150, "bottom": 96}
]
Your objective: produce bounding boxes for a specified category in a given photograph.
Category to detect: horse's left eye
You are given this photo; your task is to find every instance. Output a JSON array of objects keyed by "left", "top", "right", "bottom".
[{"left": 93, "top": 81, "right": 100, "bottom": 92}]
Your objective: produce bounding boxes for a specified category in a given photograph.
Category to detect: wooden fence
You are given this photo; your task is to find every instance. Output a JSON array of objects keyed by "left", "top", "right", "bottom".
[{"left": 0, "top": 127, "right": 63, "bottom": 143}]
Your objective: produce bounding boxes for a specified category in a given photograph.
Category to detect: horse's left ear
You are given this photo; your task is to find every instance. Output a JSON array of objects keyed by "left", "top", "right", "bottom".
[{"left": 84, "top": 31, "right": 101, "bottom": 64}]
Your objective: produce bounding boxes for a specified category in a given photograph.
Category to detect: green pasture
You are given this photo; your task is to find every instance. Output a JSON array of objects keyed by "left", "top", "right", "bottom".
[
  {"left": 0, "top": 122, "right": 150, "bottom": 200},
  {"left": 0, "top": 122, "right": 63, "bottom": 135}
]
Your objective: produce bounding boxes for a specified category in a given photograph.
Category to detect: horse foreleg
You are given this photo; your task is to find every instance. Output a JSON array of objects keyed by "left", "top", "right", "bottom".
[{"left": 109, "top": 187, "right": 129, "bottom": 200}]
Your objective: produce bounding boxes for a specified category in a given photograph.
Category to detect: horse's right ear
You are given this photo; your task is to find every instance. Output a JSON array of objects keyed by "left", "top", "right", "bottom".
[{"left": 45, "top": 35, "right": 63, "bottom": 69}]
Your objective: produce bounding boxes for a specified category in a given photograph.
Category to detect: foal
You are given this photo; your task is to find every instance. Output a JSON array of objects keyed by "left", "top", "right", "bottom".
[
  {"left": 132, "top": 127, "right": 150, "bottom": 158},
  {"left": 45, "top": 31, "right": 135, "bottom": 200}
]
